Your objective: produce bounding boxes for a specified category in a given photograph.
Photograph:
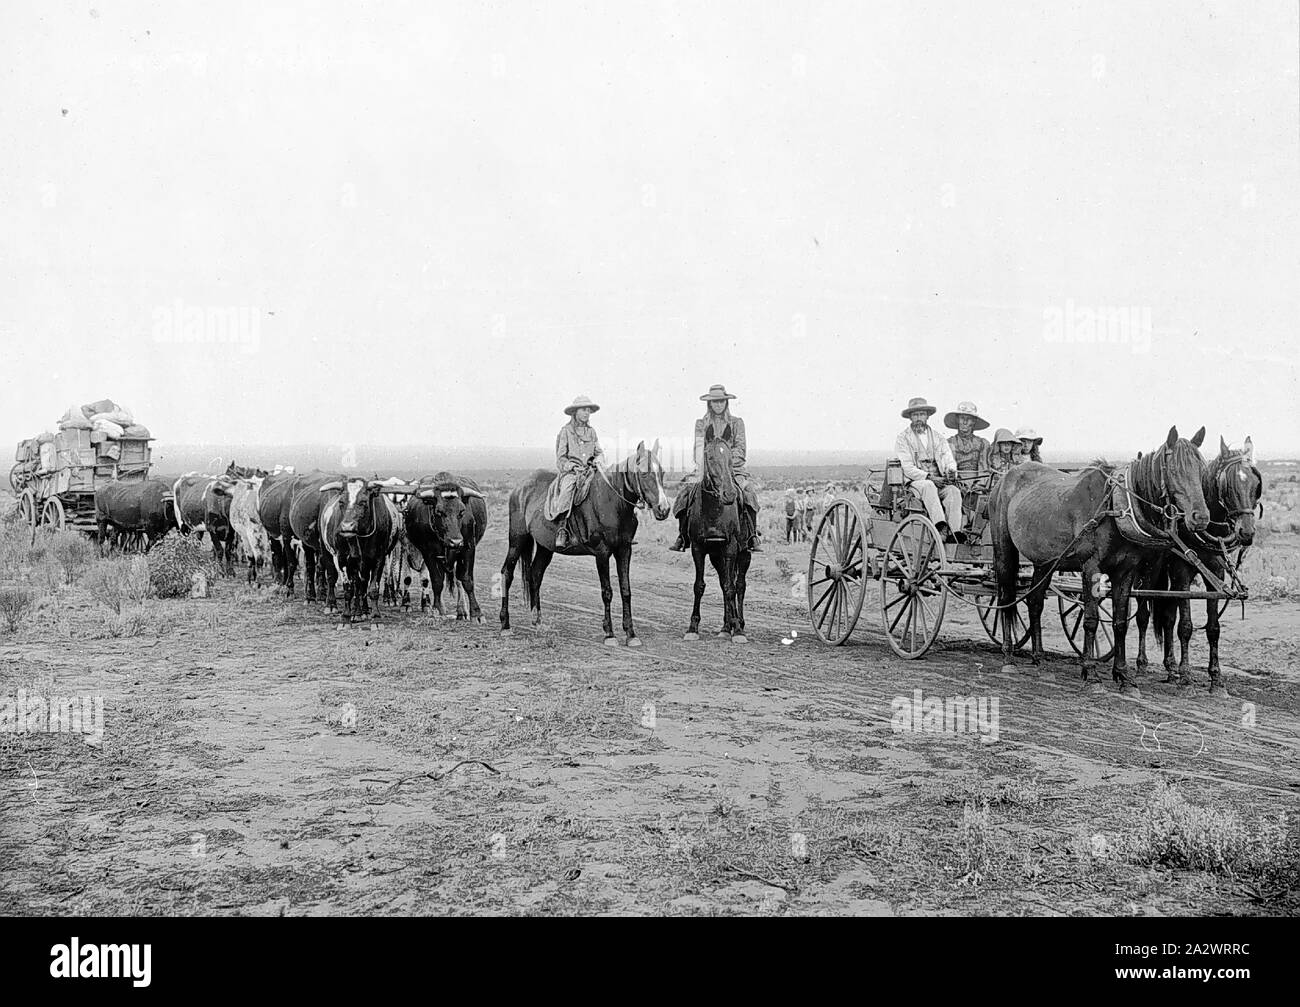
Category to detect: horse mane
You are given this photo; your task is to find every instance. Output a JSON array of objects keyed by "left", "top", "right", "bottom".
[{"left": 1127, "top": 446, "right": 1167, "bottom": 524}]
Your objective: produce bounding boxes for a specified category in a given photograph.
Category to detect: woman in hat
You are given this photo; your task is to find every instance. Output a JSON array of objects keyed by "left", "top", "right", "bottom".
[
  {"left": 1016, "top": 427, "right": 1044, "bottom": 463},
  {"left": 670, "top": 384, "right": 762, "bottom": 552},
  {"left": 988, "top": 427, "right": 1021, "bottom": 475},
  {"left": 944, "top": 401, "right": 992, "bottom": 479},
  {"left": 551, "top": 395, "right": 604, "bottom": 549}
]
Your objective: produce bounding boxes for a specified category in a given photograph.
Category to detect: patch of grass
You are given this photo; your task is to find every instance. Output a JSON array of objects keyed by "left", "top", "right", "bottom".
[
  {"left": 1125, "top": 782, "right": 1295, "bottom": 878},
  {"left": 956, "top": 800, "right": 992, "bottom": 886},
  {"left": 943, "top": 778, "right": 1044, "bottom": 810}
]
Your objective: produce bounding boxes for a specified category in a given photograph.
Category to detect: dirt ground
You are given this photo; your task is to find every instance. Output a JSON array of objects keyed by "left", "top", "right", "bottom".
[{"left": 2, "top": 503, "right": 1298, "bottom": 917}]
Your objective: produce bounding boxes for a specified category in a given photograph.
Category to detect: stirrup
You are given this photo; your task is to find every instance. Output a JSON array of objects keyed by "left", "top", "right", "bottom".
[
  {"left": 668, "top": 534, "right": 688, "bottom": 552},
  {"left": 748, "top": 535, "right": 763, "bottom": 552}
]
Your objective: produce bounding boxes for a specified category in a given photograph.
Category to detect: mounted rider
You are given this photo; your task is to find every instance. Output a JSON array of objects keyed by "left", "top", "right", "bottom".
[
  {"left": 669, "top": 383, "right": 762, "bottom": 552},
  {"left": 894, "top": 396, "right": 963, "bottom": 543},
  {"left": 548, "top": 395, "right": 604, "bottom": 550}
]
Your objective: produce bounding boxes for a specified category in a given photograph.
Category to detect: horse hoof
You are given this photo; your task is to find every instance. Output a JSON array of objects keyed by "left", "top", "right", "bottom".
[
  {"left": 603, "top": 637, "right": 619, "bottom": 648},
  {"left": 475, "top": 616, "right": 485, "bottom": 625},
  {"left": 1177, "top": 677, "right": 1193, "bottom": 690},
  {"left": 715, "top": 631, "right": 729, "bottom": 639},
  {"left": 628, "top": 637, "right": 642, "bottom": 648},
  {"left": 500, "top": 629, "right": 513, "bottom": 638},
  {"left": 1136, "top": 658, "right": 1148, "bottom": 671},
  {"left": 682, "top": 632, "right": 699, "bottom": 642},
  {"left": 731, "top": 634, "right": 748, "bottom": 644}
]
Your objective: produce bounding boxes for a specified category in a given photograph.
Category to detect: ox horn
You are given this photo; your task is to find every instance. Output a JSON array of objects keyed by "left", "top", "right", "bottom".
[{"left": 319, "top": 480, "right": 343, "bottom": 492}]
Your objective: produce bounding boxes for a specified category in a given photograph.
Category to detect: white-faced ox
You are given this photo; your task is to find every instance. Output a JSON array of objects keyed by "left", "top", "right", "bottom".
[
  {"left": 210, "top": 476, "right": 272, "bottom": 584},
  {"left": 403, "top": 474, "right": 489, "bottom": 621},
  {"left": 319, "top": 478, "right": 407, "bottom": 620}
]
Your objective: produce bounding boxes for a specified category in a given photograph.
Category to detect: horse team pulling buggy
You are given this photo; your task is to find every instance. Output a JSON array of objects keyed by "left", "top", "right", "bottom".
[{"left": 806, "top": 428, "right": 1257, "bottom": 694}]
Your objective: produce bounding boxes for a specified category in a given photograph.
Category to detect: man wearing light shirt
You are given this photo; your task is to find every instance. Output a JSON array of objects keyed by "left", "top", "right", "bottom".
[{"left": 894, "top": 396, "right": 963, "bottom": 543}]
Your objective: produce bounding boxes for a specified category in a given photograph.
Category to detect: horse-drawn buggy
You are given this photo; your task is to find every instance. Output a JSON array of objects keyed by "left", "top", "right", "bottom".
[
  {"left": 806, "top": 439, "right": 1255, "bottom": 673},
  {"left": 11, "top": 401, "right": 156, "bottom": 537}
]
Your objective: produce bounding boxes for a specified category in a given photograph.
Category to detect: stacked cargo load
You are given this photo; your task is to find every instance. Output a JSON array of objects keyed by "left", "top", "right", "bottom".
[{"left": 51, "top": 398, "right": 153, "bottom": 488}]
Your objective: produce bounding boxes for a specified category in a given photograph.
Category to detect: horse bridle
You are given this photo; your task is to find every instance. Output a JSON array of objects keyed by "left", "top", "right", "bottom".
[
  {"left": 702, "top": 441, "right": 738, "bottom": 505},
  {"left": 1204, "top": 452, "right": 1260, "bottom": 542},
  {"left": 599, "top": 457, "right": 660, "bottom": 510}
]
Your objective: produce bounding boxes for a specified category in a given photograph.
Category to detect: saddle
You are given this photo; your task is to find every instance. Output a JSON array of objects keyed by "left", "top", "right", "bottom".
[{"left": 543, "top": 465, "right": 595, "bottom": 521}]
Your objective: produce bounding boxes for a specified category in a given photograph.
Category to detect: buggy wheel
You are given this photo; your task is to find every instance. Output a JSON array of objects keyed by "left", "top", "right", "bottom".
[
  {"left": 41, "top": 497, "right": 66, "bottom": 531},
  {"left": 807, "top": 499, "right": 868, "bottom": 645},
  {"left": 977, "top": 597, "right": 1031, "bottom": 651},
  {"left": 880, "top": 514, "right": 947, "bottom": 659},
  {"left": 9, "top": 463, "right": 31, "bottom": 493},
  {"left": 1057, "top": 589, "right": 1115, "bottom": 662}
]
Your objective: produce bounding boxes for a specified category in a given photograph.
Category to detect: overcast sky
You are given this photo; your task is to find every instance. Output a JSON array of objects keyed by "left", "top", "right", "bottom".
[{"left": 2, "top": 1, "right": 1297, "bottom": 461}]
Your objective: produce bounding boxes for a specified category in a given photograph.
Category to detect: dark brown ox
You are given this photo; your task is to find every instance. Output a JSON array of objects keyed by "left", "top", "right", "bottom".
[
  {"left": 95, "top": 479, "right": 176, "bottom": 555},
  {"left": 403, "top": 472, "right": 488, "bottom": 621},
  {"left": 287, "top": 472, "right": 346, "bottom": 605},
  {"left": 257, "top": 469, "right": 300, "bottom": 592}
]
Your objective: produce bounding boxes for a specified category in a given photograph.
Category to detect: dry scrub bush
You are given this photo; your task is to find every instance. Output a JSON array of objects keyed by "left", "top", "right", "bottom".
[
  {"left": 85, "top": 557, "right": 152, "bottom": 614},
  {"left": 146, "top": 536, "right": 212, "bottom": 599},
  {"left": 48, "top": 530, "right": 94, "bottom": 585},
  {"left": 0, "top": 586, "right": 36, "bottom": 632}
]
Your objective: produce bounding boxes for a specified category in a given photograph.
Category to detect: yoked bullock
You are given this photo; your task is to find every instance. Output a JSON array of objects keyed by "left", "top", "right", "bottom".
[
  {"left": 403, "top": 472, "right": 488, "bottom": 621},
  {"left": 319, "top": 478, "right": 408, "bottom": 619},
  {"left": 95, "top": 478, "right": 176, "bottom": 555}
]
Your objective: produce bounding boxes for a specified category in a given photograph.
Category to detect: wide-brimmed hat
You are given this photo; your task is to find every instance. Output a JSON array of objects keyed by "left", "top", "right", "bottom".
[
  {"left": 564, "top": 395, "right": 600, "bottom": 416},
  {"left": 700, "top": 384, "right": 737, "bottom": 402},
  {"left": 901, "top": 396, "right": 937, "bottom": 419},
  {"left": 944, "top": 401, "right": 990, "bottom": 431},
  {"left": 1016, "top": 426, "right": 1043, "bottom": 444},
  {"left": 993, "top": 427, "right": 1018, "bottom": 446}
]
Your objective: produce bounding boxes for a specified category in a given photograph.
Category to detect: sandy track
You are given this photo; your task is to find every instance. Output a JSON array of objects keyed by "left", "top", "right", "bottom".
[{"left": 2, "top": 512, "right": 1297, "bottom": 916}]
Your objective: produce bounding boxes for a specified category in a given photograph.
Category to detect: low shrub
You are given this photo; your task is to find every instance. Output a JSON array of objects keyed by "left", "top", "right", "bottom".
[
  {"left": 0, "top": 586, "right": 36, "bottom": 632},
  {"left": 146, "top": 536, "right": 213, "bottom": 599}
]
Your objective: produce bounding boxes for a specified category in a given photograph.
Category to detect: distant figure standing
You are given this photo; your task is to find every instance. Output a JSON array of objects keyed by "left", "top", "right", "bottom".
[
  {"left": 821, "top": 483, "right": 836, "bottom": 515},
  {"left": 804, "top": 485, "right": 816, "bottom": 537},
  {"left": 784, "top": 489, "right": 798, "bottom": 543},
  {"left": 794, "top": 486, "right": 808, "bottom": 542}
]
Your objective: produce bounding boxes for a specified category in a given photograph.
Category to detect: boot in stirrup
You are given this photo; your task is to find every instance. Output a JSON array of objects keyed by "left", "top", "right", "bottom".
[{"left": 668, "top": 516, "right": 689, "bottom": 551}]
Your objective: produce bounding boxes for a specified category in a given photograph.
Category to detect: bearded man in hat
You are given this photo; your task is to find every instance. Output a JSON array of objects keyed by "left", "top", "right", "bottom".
[
  {"left": 669, "top": 384, "right": 762, "bottom": 552},
  {"left": 894, "top": 396, "right": 963, "bottom": 543},
  {"left": 945, "top": 401, "right": 992, "bottom": 479},
  {"left": 550, "top": 395, "right": 604, "bottom": 549}
]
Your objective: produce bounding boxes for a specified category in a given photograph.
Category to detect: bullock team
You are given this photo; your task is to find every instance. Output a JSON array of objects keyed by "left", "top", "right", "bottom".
[{"left": 149, "top": 465, "right": 487, "bottom": 622}]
